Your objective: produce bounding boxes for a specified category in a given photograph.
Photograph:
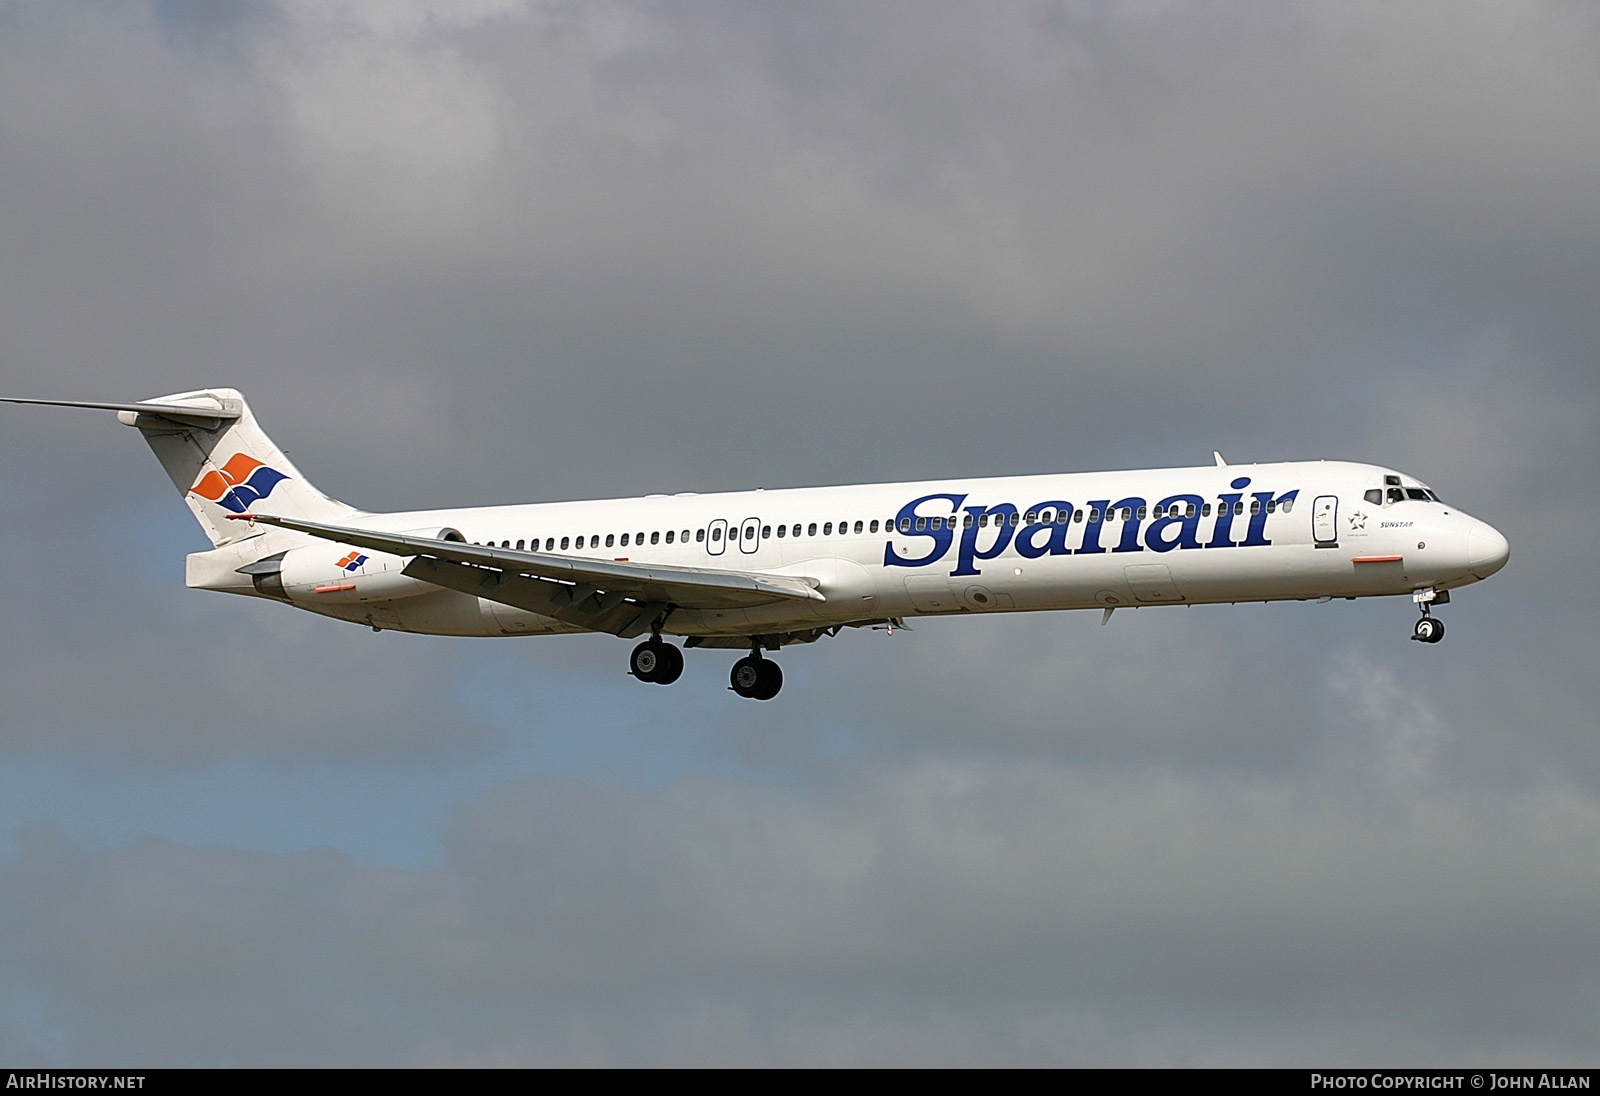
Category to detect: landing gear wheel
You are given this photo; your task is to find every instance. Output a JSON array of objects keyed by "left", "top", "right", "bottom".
[
  {"left": 753, "top": 660, "right": 782, "bottom": 700},
  {"left": 655, "top": 642, "right": 684, "bottom": 685},
  {"left": 631, "top": 640, "right": 684, "bottom": 684},
  {"left": 730, "top": 655, "right": 761, "bottom": 697},
  {"left": 730, "top": 655, "right": 783, "bottom": 700},
  {"left": 1412, "top": 617, "right": 1444, "bottom": 644}
]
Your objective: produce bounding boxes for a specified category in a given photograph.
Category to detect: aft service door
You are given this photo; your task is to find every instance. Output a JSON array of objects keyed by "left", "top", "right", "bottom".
[
  {"left": 1313, "top": 495, "right": 1339, "bottom": 547},
  {"left": 739, "top": 517, "right": 761, "bottom": 555}
]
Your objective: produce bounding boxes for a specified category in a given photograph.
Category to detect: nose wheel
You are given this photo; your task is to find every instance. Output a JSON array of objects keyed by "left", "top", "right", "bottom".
[
  {"left": 630, "top": 639, "right": 684, "bottom": 684},
  {"left": 730, "top": 652, "right": 783, "bottom": 700},
  {"left": 1411, "top": 615, "right": 1444, "bottom": 644}
]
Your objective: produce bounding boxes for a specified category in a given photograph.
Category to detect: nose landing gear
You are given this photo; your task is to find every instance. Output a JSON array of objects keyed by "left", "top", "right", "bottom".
[{"left": 1410, "top": 587, "right": 1447, "bottom": 644}]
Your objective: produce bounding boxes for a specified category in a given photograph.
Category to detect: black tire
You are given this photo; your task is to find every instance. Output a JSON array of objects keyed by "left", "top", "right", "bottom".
[
  {"left": 730, "top": 655, "right": 763, "bottom": 697},
  {"left": 752, "top": 659, "right": 783, "bottom": 700},
  {"left": 655, "top": 643, "right": 684, "bottom": 685},
  {"left": 1412, "top": 617, "right": 1444, "bottom": 644},
  {"left": 630, "top": 641, "right": 663, "bottom": 682}
]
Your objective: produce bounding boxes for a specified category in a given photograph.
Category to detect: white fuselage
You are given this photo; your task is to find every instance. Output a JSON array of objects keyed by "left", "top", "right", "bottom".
[{"left": 187, "top": 459, "right": 1510, "bottom": 640}]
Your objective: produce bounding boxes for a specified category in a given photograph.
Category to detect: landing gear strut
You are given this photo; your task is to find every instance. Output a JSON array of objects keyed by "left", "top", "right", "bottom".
[
  {"left": 1411, "top": 587, "right": 1446, "bottom": 644},
  {"left": 630, "top": 638, "right": 684, "bottom": 684},
  {"left": 730, "top": 650, "right": 783, "bottom": 700}
]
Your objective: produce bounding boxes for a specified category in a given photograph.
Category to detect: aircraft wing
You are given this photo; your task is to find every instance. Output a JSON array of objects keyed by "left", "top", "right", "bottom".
[{"left": 234, "top": 512, "right": 825, "bottom": 638}]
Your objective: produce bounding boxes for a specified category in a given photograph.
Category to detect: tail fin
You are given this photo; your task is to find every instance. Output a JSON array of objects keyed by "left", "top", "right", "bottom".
[
  {"left": 1, "top": 389, "right": 354, "bottom": 547},
  {"left": 126, "top": 388, "right": 355, "bottom": 546}
]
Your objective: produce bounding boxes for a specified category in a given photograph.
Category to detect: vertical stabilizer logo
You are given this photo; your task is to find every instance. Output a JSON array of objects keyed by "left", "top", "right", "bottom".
[{"left": 190, "top": 454, "right": 288, "bottom": 513}]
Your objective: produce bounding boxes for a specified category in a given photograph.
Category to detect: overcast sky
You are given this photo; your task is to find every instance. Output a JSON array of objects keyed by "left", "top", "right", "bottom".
[{"left": 1, "top": 0, "right": 1597, "bottom": 1066}]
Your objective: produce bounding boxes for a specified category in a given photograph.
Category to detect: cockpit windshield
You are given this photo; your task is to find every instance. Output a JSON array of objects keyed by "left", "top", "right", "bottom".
[{"left": 1367, "top": 477, "right": 1445, "bottom": 506}]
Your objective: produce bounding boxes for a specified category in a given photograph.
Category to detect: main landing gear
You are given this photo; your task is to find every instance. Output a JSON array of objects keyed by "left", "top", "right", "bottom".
[
  {"left": 1410, "top": 587, "right": 1447, "bottom": 644},
  {"left": 628, "top": 638, "right": 784, "bottom": 699},
  {"left": 629, "top": 638, "right": 684, "bottom": 684},
  {"left": 729, "top": 650, "right": 783, "bottom": 701}
]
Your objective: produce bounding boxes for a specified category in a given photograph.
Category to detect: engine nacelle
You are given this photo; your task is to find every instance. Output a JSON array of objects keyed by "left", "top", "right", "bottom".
[
  {"left": 244, "top": 527, "right": 465, "bottom": 604},
  {"left": 271, "top": 546, "right": 430, "bottom": 605},
  {"left": 249, "top": 526, "right": 458, "bottom": 605}
]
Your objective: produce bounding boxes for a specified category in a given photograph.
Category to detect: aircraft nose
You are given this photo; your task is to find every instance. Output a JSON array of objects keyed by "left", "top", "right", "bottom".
[{"left": 1467, "top": 521, "right": 1509, "bottom": 579}]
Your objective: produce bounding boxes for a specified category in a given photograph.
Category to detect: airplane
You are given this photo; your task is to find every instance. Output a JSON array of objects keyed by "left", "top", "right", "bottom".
[{"left": 2, "top": 388, "right": 1509, "bottom": 700}]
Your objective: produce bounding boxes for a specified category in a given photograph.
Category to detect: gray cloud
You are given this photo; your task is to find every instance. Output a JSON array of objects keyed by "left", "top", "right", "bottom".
[{"left": 6, "top": 742, "right": 1599, "bottom": 1065}]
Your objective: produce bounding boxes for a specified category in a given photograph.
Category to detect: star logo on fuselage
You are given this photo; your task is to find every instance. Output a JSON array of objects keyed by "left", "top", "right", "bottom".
[{"left": 1348, "top": 511, "right": 1367, "bottom": 531}]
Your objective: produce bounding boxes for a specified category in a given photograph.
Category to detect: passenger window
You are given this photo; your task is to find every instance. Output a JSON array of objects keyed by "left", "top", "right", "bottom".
[
  {"left": 1281, "top": 499, "right": 1293, "bottom": 513},
  {"left": 1136, "top": 507, "right": 1147, "bottom": 521},
  {"left": 664, "top": 531, "right": 673, "bottom": 544},
  {"left": 1074, "top": 509, "right": 1083, "bottom": 523},
  {"left": 605, "top": 534, "right": 615, "bottom": 547},
  {"left": 1250, "top": 500, "right": 1261, "bottom": 515},
  {"left": 560, "top": 536, "right": 570, "bottom": 550},
  {"left": 854, "top": 520, "right": 864, "bottom": 534},
  {"left": 762, "top": 526, "right": 771, "bottom": 539},
  {"left": 897, "top": 519, "right": 909, "bottom": 533},
  {"left": 1265, "top": 500, "right": 1275, "bottom": 514},
  {"left": 809, "top": 523, "right": 819, "bottom": 536},
  {"left": 696, "top": 529, "right": 705, "bottom": 543},
  {"left": 1089, "top": 509, "right": 1101, "bottom": 522},
  {"left": 870, "top": 520, "right": 880, "bottom": 533},
  {"left": 1025, "top": 511, "right": 1039, "bottom": 524},
  {"left": 776, "top": 525, "right": 786, "bottom": 538},
  {"left": 1235, "top": 501, "right": 1245, "bottom": 516},
  {"left": 651, "top": 531, "right": 660, "bottom": 545}
]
